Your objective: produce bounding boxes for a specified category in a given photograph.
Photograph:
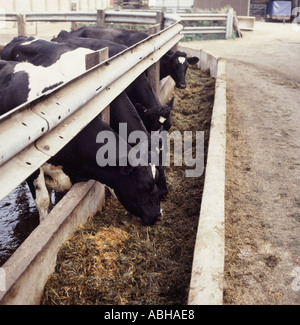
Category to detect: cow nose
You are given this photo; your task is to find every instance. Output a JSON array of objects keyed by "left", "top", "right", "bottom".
[
  {"left": 143, "top": 212, "right": 161, "bottom": 226},
  {"left": 178, "top": 83, "right": 187, "bottom": 89}
]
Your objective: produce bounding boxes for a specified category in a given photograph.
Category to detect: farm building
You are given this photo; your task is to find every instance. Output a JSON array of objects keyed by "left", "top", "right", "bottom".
[{"left": 194, "top": 0, "right": 299, "bottom": 17}]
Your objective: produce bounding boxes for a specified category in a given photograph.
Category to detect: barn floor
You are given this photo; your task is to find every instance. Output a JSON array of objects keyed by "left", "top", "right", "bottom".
[{"left": 40, "top": 67, "right": 215, "bottom": 305}]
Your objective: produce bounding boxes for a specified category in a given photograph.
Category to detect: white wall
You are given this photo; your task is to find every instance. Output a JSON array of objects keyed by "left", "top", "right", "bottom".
[
  {"left": 152, "top": 0, "right": 194, "bottom": 9},
  {"left": 0, "top": 0, "right": 111, "bottom": 12}
]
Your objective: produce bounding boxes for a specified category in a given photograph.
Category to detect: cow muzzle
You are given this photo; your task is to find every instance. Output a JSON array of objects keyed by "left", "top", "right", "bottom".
[
  {"left": 177, "top": 83, "right": 187, "bottom": 89},
  {"left": 142, "top": 212, "right": 162, "bottom": 226}
]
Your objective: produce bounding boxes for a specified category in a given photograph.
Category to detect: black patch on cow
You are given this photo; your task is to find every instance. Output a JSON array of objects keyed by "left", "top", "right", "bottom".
[
  {"left": 41, "top": 81, "right": 64, "bottom": 94},
  {"left": 1, "top": 36, "right": 78, "bottom": 68},
  {"left": 0, "top": 60, "right": 30, "bottom": 116}
]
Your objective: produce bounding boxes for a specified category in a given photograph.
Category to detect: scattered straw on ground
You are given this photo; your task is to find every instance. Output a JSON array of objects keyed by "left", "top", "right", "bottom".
[{"left": 40, "top": 67, "right": 215, "bottom": 305}]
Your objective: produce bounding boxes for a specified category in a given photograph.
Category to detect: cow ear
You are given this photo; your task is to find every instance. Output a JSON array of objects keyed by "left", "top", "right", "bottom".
[
  {"left": 187, "top": 56, "right": 199, "bottom": 65},
  {"left": 166, "top": 96, "right": 175, "bottom": 110}
]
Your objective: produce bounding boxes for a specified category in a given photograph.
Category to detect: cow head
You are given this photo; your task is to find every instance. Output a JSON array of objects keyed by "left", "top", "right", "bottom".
[
  {"left": 163, "top": 51, "right": 199, "bottom": 89},
  {"left": 135, "top": 96, "right": 175, "bottom": 132},
  {"left": 113, "top": 163, "right": 161, "bottom": 225}
]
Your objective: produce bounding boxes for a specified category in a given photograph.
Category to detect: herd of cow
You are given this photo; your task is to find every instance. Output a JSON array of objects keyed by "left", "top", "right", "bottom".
[{"left": 0, "top": 27, "right": 199, "bottom": 226}]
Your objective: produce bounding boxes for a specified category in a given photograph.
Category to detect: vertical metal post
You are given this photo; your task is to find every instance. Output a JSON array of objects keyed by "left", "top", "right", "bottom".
[{"left": 147, "top": 22, "right": 161, "bottom": 96}]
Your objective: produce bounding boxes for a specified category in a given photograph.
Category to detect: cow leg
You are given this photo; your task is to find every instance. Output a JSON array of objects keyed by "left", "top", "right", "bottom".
[
  {"left": 33, "top": 167, "right": 51, "bottom": 223},
  {"left": 42, "top": 163, "right": 72, "bottom": 192}
]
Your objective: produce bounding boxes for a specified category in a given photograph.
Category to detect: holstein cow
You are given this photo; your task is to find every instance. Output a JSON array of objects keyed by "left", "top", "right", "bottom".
[
  {"left": 51, "top": 30, "right": 174, "bottom": 132},
  {"left": 110, "top": 91, "right": 168, "bottom": 198},
  {"left": 27, "top": 116, "right": 162, "bottom": 225},
  {"left": 1, "top": 36, "right": 95, "bottom": 80},
  {"left": 0, "top": 59, "right": 71, "bottom": 221},
  {"left": 1, "top": 45, "right": 162, "bottom": 225},
  {"left": 0, "top": 60, "right": 67, "bottom": 115},
  {"left": 70, "top": 26, "right": 149, "bottom": 47},
  {"left": 69, "top": 26, "right": 200, "bottom": 88}
]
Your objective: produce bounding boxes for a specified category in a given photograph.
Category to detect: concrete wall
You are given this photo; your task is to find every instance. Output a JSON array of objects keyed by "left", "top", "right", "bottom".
[{"left": 179, "top": 44, "right": 226, "bottom": 305}]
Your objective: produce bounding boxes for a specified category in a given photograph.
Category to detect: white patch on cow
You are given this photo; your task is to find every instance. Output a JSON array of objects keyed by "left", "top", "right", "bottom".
[
  {"left": 14, "top": 62, "right": 67, "bottom": 102},
  {"left": 159, "top": 116, "right": 166, "bottom": 124},
  {"left": 21, "top": 38, "right": 40, "bottom": 46},
  {"left": 47, "top": 47, "right": 94, "bottom": 79},
  {"left": 42, "top": 163, "right": 72, "bottom": 192},
  {"left": 178, "top": 57, "right": 186, "bottom": 65},
  {"left": 150, "top": 163, "right": 156, "bottom": 180},
  {"left": 34, "top": 167, "right": 50, "bottom": 223}
]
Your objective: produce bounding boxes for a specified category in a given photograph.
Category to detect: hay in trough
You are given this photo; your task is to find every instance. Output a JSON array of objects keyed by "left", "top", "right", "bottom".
[{"left": 41, "top": 67, "right": 215, "bottom": 305}]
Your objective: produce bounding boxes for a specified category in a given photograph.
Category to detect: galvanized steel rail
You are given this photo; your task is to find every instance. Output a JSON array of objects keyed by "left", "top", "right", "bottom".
[
  {"left": 0, "top": 9, "right": 233, "bottom": 38},
  {"left": 180, "top": 10, "right": 234, "bottom": 39},
  {"left": 0, "top": 21, "right": 183, "bottom": 201}
]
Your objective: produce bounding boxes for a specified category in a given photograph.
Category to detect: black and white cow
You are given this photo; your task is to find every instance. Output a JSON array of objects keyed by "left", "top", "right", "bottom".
[
  {"left": 69, "top": 26, "right": 200, "bottom": 88},
  {"left": 2, "top": 35, "right": 174, "bottom": 132},
  {"left": 70, "top": 26, "right": 149, "bottom": 47},
  {"left": 0, "top": 60, "right": 66, "bottom": 115},
  {"left": 52, "top": 30, "right": 174, "bottom": 132},
  {"left": 1, "top": 41, "right": 162, "bottom": 225},
  {"left": 51, "top": 30, "right": 128, "bottom": 57},
  {"left": 160, "top": 50, "right": 200, "bottom": 89},
  {"left": 27, "top": 116, "right": 162, "bottom": 225},
  {"left": 110, "top": 91, "right": 168, "bottom": 198},
  {"left": 1, "top": 36, "right": 94, "bottom": 80}
]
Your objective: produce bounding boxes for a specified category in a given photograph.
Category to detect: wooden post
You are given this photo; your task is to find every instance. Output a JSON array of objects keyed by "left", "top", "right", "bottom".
[
  {"left": 17, "top": 14, "right": 27, "bottom": 36},
  {"left": 147, "top": 22, "right": 161, "bottom": 96},
  {"left": 97, "top": 9, "right": 106, "bottom": 28},
  {"left": 85, "top": 47, "right": 110, "bottom": 124},
  {"left": 156, "top": 10, "right": 164, "bottom": 31}
]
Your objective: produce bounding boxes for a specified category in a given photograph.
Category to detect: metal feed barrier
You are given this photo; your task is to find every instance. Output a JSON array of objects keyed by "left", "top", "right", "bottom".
[{"left": 0, "top": 9, "right": 234, "bottom": 38}]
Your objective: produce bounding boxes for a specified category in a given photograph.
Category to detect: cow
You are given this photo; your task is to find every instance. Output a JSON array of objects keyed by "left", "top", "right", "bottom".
[
  {"left": 0, "top": 60, "right": 67, "bottom": 115},
  {"left": 160, "top": 50, "right": 200, "bottom": 89},
  {"left": 110, "top": 91, "right": 168, "bottom": 198},
  {"left": 3, "top": 35, "right": 174, "bottom": 132},
  {"left": 33, "top": 163, "right": 72, "bottom": 222},
  {"left": 69, "top": 26, "right": 200, "bottom": 88},
  {"left": 28, "top": 116, "right": 162, "bottom": 225},
  {"left": 1, "top": 46, "right": 162, "bottom": 225},
  {"left": 51, "top": 30, "right": 174, "bottom": 132},
  {"left": 1, "top": 36, "right": 95, "bottom": 80},
  {"left": 51, "top": 30, "right": 128, "bottom": 57},
  {"left": 70, "top": 26, "right": 149, "bottom": 47}
]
